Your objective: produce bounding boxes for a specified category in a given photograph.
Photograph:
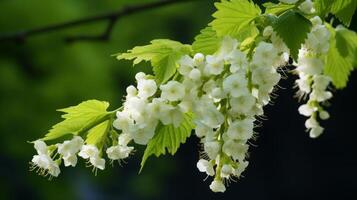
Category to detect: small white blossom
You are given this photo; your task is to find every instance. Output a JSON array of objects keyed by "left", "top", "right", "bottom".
[
  {"left": 221, "top": 164, "right": 235, "bottom": 178},
  {"left": 227, "top": 118, "right": 254, "bottom": 141},
  {"left": 223, "top": 73, "right": 249, "bottom": 97},
  {"left": 204, "top": 141, "right": 221, "bottom": 160},
  {"left": 197, "top": 159, "right": 215, "bottom": 176},
  {"left": 160, "top": 81, "right": 186, "bottom": 101},
  {"left": 209, "top": 180, "right": 226, "bottom": 193}
]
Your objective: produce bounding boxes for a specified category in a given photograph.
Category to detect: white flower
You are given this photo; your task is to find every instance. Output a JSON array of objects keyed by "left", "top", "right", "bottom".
[
  {"left": 135, "top": 72, "right": 146, "bottom": 81},
  {"left": 195, "top": 122, "right": 214, "bottom": 138},
  {"left": 131, "top": 125, "right": 156, "bottom": 145},
  {"left": 217, "top": 36, "right": 239, "bottom": 61},
  {"left": 252, "top": 42, "right": 279, "bottom": 67},
  {"left": 204, "top": 141, "right": 221, "bottom": 160},
  {"left": 222, "top": 140, "right": 248, "bottom": 162},
  {"left": 89, "top": 156, "right": 105, "bottom": 170},
  {"left": 299, "top": 0, "right": 315, "bottom": 14},
  {"left": 78, "top": 145, "right": 99, "bottom": 159},
  {"left": 118, "top": 133, "right": 132, "bottom": 146},
  {"left": 188, "top": 68, "right": 201, "bottom": 81},
  {"left": 196, "top": 159, "right": 215, "bottom": 176},
  {"left": 227, "top": 50, "right": 248, "bottom": 73},
  {"left": 31, "top": 152, "right": 61, "bottom": 177},
  {"left": 223, "top": 73, "right": 248, "bottom": 97},
  {"left": 312, "top": 75, "right": 330, "bottom": 91},
  {"left": 296, "top": 75, "right": 312, "bottom": 93},
  {"left": 137, "top": 78, "right": 157, "bottom": 99},
  {"left": 126, "top": 85, "right": 138, "bottom": 99},
  {"left": 57, "top": 136, "right": 83, "bottom": 157},
  {"left": 106, "top": 145, "right": 134, "bottom": 160},
  {"left": 319, "top": 110, "right": 330, "bottom": 120},
  {"left": 310, "top": 90, "right": 332, "bottom": 102},
  {"left": 193, "top": 53, "right": 205, "bottom": 65},
  {"left": 209, "top": 180, "right": 226, "bottom": 193},
  {"left": 31, "top": 154, "right": 51, "bottom": 170},
  {"left": 34, "top": 140, "right": 48, "bottom": 155},
  {"left": 47, "top": 161, "right": 61, "bottom": 177},
  {"left": 310, "top": 16, "right": 322, "bottom": 26},
  {"left": 263, "top": 26, "right": 274, "bottom": 37},
  {"left": 297, "top": 56, "right": 324, "bottom": 75},
  {"left": 298, "top": 104, "right": 317, "bottom": 117},
  {"left": 234, "top": 161, "right": 249, "bottom": 177},
  {"left": 305, "top": 117, "right": 319, "bottom": 129},
  {"left": 310, "top": 126, "right": 324, "bottom": 138},
  {"left": 160, "top": 107, "right": 183, "bottom": 128},
  {"left": 205, "top": 55, "right": 224, "bottom": 75},
  {"left": 227, "top": 118, "right": 254, "bottom": 140},
  {"left": 178, "top": 55, "right": 194, "bottom": 75},
  {"left": 279, "top": 0, "right": 298, "bottom": 4},
  {"left": 221, "top": 164, "right": 234, "bottom": 178},
  {"left": 160, "top": 81, "right": 186, "bottom": 101},
  {"left": 113, "top": 111, "right": 134, "bottom": 133},
  {"left": 230, "top": 94, "right": 256, "bottom": 116},
  {"left": 63, "top": 155, "right": 77, "bottom": 167}
]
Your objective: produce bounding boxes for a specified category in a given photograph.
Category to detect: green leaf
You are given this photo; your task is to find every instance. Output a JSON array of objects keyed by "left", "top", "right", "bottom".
[
  {"left": 42, "top": 100, "right": 111, "bottom": 141},
  {"left": 192, "top": 27, "right": 220, "bottom": 55},
  {"left": 324, "top": 27, "right": 354, "bottom": 89},
  {"left": 315, "top": 0, "right": 356, "bottom": 26},
  {"left": 273, "top": 10, "right": 312, "bottom": 61},
  {"left": 330, "top": 0, "right": 356, "bottom": 26},
  {"left": 335, "top": 28, "right": 357, "bottom": 67},
  {"left": 117, "top": 39, "right": 192, "bottom": 83},
  {"left": 314, "top": 0, "right": 334, "bottom": 18},
  {"left": 85, "top": 120, "right": 111, "bottom": 146},
  {"left": 263, "top": 2, "right": 295, "bottom": 15},
  {"left": 210, "top": 0, "right": 261, "bottom": 41},
  {"left": 140, "top": 113, "right": 194, "bottom": 172}
]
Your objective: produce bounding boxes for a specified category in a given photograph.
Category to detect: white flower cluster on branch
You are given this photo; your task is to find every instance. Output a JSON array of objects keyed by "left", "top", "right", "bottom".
[{"left": 295, "top": 16, "right": 332, "bottom": 138}]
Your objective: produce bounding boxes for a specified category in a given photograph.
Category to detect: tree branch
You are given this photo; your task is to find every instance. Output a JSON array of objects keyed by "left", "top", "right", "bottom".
[{"left": 0, "top": 0, "right": 196, "bottom": 43}]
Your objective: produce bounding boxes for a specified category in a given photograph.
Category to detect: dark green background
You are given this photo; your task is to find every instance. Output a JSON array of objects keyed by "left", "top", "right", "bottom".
[{"left": 0, "top": 0, "right": 356, "bottom": 200}]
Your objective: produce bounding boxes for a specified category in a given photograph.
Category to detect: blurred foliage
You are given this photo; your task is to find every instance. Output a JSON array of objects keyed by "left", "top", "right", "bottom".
[
  {"left": 0, "top": 0, "right": 355, "bottom": 199},
  {"left": 0, "top": 0, "right": 214, "bottom": 199}
]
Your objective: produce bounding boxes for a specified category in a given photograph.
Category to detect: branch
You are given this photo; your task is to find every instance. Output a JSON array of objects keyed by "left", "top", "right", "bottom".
[{"left": 0, "top": 0, "right": 196, "bottom": 43}]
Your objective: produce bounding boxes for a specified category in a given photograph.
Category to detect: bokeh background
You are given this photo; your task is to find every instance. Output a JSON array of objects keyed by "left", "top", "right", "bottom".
[{"left": 0, "top": 0, "right": 356, "bottom": 199}]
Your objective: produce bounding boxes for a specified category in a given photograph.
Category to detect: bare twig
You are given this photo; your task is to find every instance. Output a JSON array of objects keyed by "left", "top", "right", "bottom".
[{"left": 0, "top": 0, "right": 196, "bottom": 43}]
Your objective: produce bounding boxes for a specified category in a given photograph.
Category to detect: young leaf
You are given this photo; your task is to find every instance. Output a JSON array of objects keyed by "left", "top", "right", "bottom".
[
  {"left": 192, "top": 26, "right": 220, "bottom": 55},
  {"left": 273, "top": 10, "right": 312, "bottom": 61},
  {"left": 324, "top": 26, "right": 356, "bottom": 88},
  {"left": 42, "top": 100, "right": 111, "bottom": 141},
  {"left": 117, "top": 39, "right": 192, "bottom": 83},
  {"left": 263, "top": 2, "right": 295, "bottom": 15},
  {"left": 85, "top": 120, "right": 111, "bottom": 146},
  {"left": 140, "top": 113, "right": 194, "bottom": 171},
  {"left": 210, "top": 0, "right": 261, "bottom": 41}
]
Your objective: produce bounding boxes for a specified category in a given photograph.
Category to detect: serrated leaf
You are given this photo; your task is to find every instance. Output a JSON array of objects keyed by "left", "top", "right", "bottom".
[
  {"left": 273, "top": 10, "right": 312, "bottom": 61},
  {"left": 117, "top": 39, "right": 192, "bottom": 83},
  {"left": 324, "top": 27, "right": 354, "bottom": 89},
  {"left": 42, "top": 100, "right": 110, "bottom": 141},
  {"left": 85, "top": 120, "right": 110, "bottom": 145},
  {"left": 140, "top": 113, "right": 194, "bottom": 172},
  {"left": 210, "top": 0, "right": 261, "bottom": 41},
  {"left": 330, "top": 0, "right": 356, "bottom": 26},
  {"left": 192, "top": 27, "right": 220, "bottom": 55},
  {"left": 263, "top": 2, "right": 295, "bottom": 15}
]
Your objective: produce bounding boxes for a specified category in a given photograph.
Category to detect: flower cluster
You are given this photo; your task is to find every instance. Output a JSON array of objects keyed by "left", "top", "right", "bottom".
[
  {"left": 31, "top": 132, "right": 135, "bottom": 177},
  {"left": 295, "top": 16, "right": 332, "bottom": 138},
  {"left": 187, "top": 37, "right": 287, "bottom": 192}
]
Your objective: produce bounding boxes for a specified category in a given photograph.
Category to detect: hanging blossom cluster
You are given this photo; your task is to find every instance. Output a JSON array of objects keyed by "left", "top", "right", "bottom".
[
  {"left": 294, "top": 16, "right": 332, "bottom": 138},
  {"left": 191, "top": 35, "right": 288, "bottom": 192}
]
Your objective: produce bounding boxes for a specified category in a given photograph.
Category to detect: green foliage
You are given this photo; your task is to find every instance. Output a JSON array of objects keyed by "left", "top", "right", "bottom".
[
  {"left": 315, "top": 0, "right": 356, "bottom": 26},
  {"left": 192, "top": 27, "right": 221, "bottom": 55},
  {"left": 211, "top": 0, "right": 261, "bottom": 41},
  {"left": 85, "top": 120, "right": 111, "bottom": 146},
  {"left": 263, "top": 2, "right": 295, "bottom": 15},
  {"left": 42, "top": 100, "right": 111, "bottom": 141},
  {"left": 273, "top": 10, "right": 312, "bottom": 61},
  {"left": 117, "top": 39, "right": 192, "bottom": 83},
  {"left": 324, "top": 27, "right": 356, "bottom": 88},
  {"left": 140, "top": 113, "right": 194, "bottom": 171}
]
